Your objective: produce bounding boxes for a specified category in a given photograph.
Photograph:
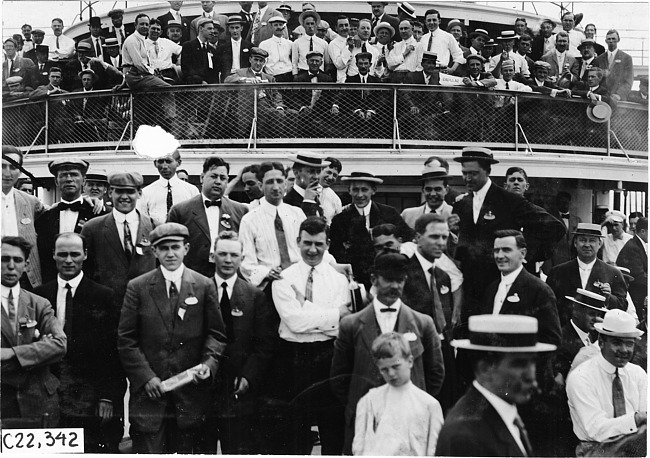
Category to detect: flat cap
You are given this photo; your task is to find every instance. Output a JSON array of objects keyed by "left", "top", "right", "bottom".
[
  {"left": 355, "top": 51, "right": 373, "bottom": 61},
  {"left": 31, "top": 29, "right": 45, "bottom": 35},
  {"left": 533, "top": 60, "right": 552, "bottom": 70},
  {"left": 306, "top": 50, "right": 323, "bottom": 60},
  {"left": 250, "top": 47, "right": 269, "bottom": 58},
  {"left": 466, "top": 54, "right": 486, "bottom": 64},
  {"left": 578, "top": 38, "right": 596, "bottom": 50},
  {"left": 6, "top": 76, "right": 23, "bottom": 84},
  {"left": 108, "top": 171, "right": 144, "bottom": 189},
  {"left": 48, "top": 158, "right": 89, "bottom": 175},
  {"left": 164, "top": 19, "right": 184, "bottom": 30},
  {"left": 150, "top": 222, "right": 189, "bottom": 246}
]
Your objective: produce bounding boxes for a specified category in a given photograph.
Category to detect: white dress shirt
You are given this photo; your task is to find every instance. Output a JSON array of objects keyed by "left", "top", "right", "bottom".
[
  {"left": 43, "top": 34, "right": 76, "bottom": 60},
  {"left": 146, "top": 37, "right": 182, "bottom": 70},
  {"left": 2, "top": 189, "right": 19, "bottom": 237},
  {"left": 577, "top": 258, "right": 597, "bottom": 289},
  {"left": 202, "top": 193, "right": 221, "bottom": 257},
  {"left": 495, "top": 78, "right": 533, "bottom": 92},
  {"left": 160, "top": 263, "right": 185, "bottom": 297},
  {"left": 493, "top": 265, "right": 524, "bottom": 314},
  {"left": 416, "top": 28, "right": 465, "bottom": 70},
  {"left": 329, "top": 35, "right": 352, "bottom": 83},
  {"left": 387, "top": 36, "right": 419, "bottom": 72},
  {"left": 321, "top": 187, "right": 342, "bottom": 224},
  {"left": 272, "top": 259, "right": 349, "bottom": 342},
  {"left": 1, "top": 283, "right": 20, "bottom": 316},
  {"left": 215, "top": 273, "right": 237, "bottom": 302},
  {"left": 59, "top": 196, "right": 84, "bottom": 233},
  {"left": 472, "top": 179, "right": 492, "bottom": 223},
  {"left": 373, "top": 297, "right": 402, "bottom": 334},
  {"left": 414, "top": 250, "right": 435, "bottom": 288},
  {"left": 292, "top": 35, "right": 330, "bottom": 74},
  {"left": 567, "top": 29, "right": 586, "bottom": 58},
  {"left": 56, "top": 271, "right": 83, "bottom": 326},
  {"left": 488, "top": 50, "right": 530, "bottom": 77},
  {"left": 567, "top": 353, "right": 646, "bottom": 442},
  {"left": 113, "top": 208, "right": 139, "bottom": 248},
  {"left": 231, "top": 38, "right": 242, "bottom": 71},
  {"left": 141, "top": 175, "right": 199, "bottom": 225},
  {"left": 339, "top": 42, "right": 379, "bottom": 78},
  {"left": 90, "top": 36, "right": 104, "bottom": 59},
  {"left": 259, "top": 35, "right": 292, "bottom": 75},
  {"left": 602, "top": 233, "right": 633, "bottom": 264}
]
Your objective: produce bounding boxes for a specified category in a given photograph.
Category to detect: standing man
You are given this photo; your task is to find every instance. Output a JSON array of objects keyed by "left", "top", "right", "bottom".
[
  {"left": 541, "top": 31, "right": 577, "bottom": 81},
  {"left": 617, "top": 217, "right": 648, "bottom": 313},
  {"left": 216, "top": 16, "right": 253, "bottom": 82},
  {"left": 1, "top": 236, "right": 66, "bottom": 426},
  {"left": 43, "top": 18, "right": 75, "bottom": 61},
  {"left": 81, "top": 17, "right": 106, "bottom": 60},
  {"left": 181, "top": 18, "right": 219, "bottom": 85},
  {"left": 531, "top": 19, "right": 557, "bottom": 61},
  {"left": 543, "top": 191, "right": 581, "bottom": 273},
  {"left": 284, "top": 152, "right": 329, "bottom": 217},
  {"left": 601, "top": 210, "right": 632, "bottom": 264},
  {"left": 21, "top": 24, "right": 34, "bottom": 53},
  {"left": 247, "top": 2, "right": 288, "bottom": 45},
  {"left": 291, "top": 10, "right": 331, "bottom": 77},
  {"left": 167, "top": 156, "right": 249, "bottom": 278},
  {"left": 271, "top": 216, "right": 351, "bottom": 454},
  {"left": 103, "top": 9, "right": 134, "bottom": 50},
  {"left": 328, "top": 16, "right": 355, "bottom": 83},
  {"left": 401, "top": 166, "right": 453, "bottom": 228},
  {"left": 23, "top": 28, "right": 45, "bottom": 64},
  {"left": 386, "top": 20, "right": 419, "bottom": 83},
  {"left": 338, "top": 19, "right": 379, "bottom": 79},
  {"left": 331, "top": 252, "right": 445, "bottom": 454},
  {"left": 560, "top": 11, "right": 585, "bottom": 58},
  {"left": 416, "top": 9, "right": 465, "bottom": 74},
  {"left": 189, "top": 1, "right": 219, "bottom": 41},
  {"left": 369, "top": 2, "right": 399, "bottom": 38},
  {"left": 34, "top": 232, "right": 124, "bottom": 452},
  {"left": 259, "top": 16, "right": 293, "bottom": 82},
  {"left": 36, "top": 159, "right": 105, "bottom": 283},
  {"left": 83, "top": 169, "right": 110, "bottom": 211},
  {"left": 159, "top": 1, "right": 191, "bottom": 44},
  {"left": 118, "top": 223, "right": 227, "bottom": 454},
  {"left": 546, "top": 223, "right": 628, "bottom": 325},
  {"left": 436, "top": 314, "right": 556, "bottom": 456}
]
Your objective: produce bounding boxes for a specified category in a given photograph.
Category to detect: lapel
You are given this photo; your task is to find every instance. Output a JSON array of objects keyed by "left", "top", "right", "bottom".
[
  {"left": 501, "top": 269, "right": 528, "bottom": 311},
  {"left": 369, "top": 202, "right": 381, "bottom": 228},
  {"left": 359, "top": 306, "right": 381, "bottom": 353},
  {"left": 13, "top": 190, "right": 29, "bottom": 221},
  {"left": 148, "top": 269, "right": 174, "bottom": 334},
  {"left": 135, "top": 210, "right": 151, "bottom": 245},
  {"left": 176, "top": 268, "right": 197, "bottom": 324},
  {"left": 103, "top": 212, "right": 129, "bottom": 266},
  {"left": 231, "top": 278, "right": 248, "bottom": 315},
  {"left": 395, "top": 305, "right": 416, "bottom": 334},
  {"left": 474, "top": 387, "right": 525, "bottom": 455},
  {"left": 189, "top": 196, "right": 211, "bottom": 240},
  {"left": 12, "top": 291, "right": 35, "bottom": 346},
  {"left": 478, "top": 184, "right": 500, "bottom": 223},
  {"left": 0, "top": 303, "right": 17, "bottom": 346},
  {"left": 566, "top": 259, "right": 583, "bottom": 289},
  {"left": 587, "top": 260, "right": 606, "bottom": 287}
]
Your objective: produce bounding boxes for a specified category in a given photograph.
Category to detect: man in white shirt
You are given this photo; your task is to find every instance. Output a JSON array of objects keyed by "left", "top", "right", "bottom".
[
  {"left": 493, "top": 59, "right": 532, "bottom": 109},
  {"left": 259, "top": 16, "right": 293, "bottom": 82},
  {"left": 272, "top": 216, "right": 351, "bottom": 454},
  {"left": 488, "top": 30, "right": 530, "bottom": 79},
  {"left": 387, "top": 19, "right": 418, "bottom": 83},
  {"left": 146, "top": 19, "right": 182, "bottom": 83},
  {"left": 318, "top": 157, "right": 343, "bottom": 224},
  {"left": 416, "top": 8, "right": 465, "bottom": 74},
  {"left": 560, "top": 11, "right": 585, "bottom": 58},
  {"left": 42, "top": 18, "right": 75, "bottom": 61},
  {"left": 291, "top": 10, "right": 331, "bottom": 77},
  {"left": 328, "top": 16, "right": 356, "bottom": 83},
  {"left": 602, "top": 210, "right": 633, "bottom": 264},
  {"left": 337, "top": 18, "right": 379, "bottom": 78},
  {"left": 372, "top": 21, "right": 395, "bottom": 81},
  {"left": 437, "top": 314, "right": 556, "bottom": 456},
  {"left": 567, "top": 309, "right": 647, "bottom": 456}
]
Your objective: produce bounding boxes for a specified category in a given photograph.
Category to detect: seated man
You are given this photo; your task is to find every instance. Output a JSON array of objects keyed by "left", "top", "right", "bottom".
[
  {"left": 70, "top": 69, "right": 109, "bottom": 142},
  {"left": 32, "top": 45, "right": 54, "bottom": 87},
  {"left": 343, "top": 52, "right": 387, "bottom": 137},
  {"left": 567, "top": 309, "right": 647, "bottom": 457},
  {"left": 488, "top": 30, "right": 530, "bottom": 80},
  {"left": 146, "top": 18, "right": 182, "bottom": 84},
  {"left": 573, "top": 66, "right": 613, "bottom": 106},
  {"left": 526, "top": 61, "right": 572, "bottom": 97},
  {"left": 62, "top": 41, "right": 123, "bottom": 92},
  {"left": 460, "top": 54, "right": 496, "bottom": 142},
  {"left": 570, "top": 38, "right": 599, "bottom": 91},
  {"left": 491, "top": 60, "right": 532, "bottom": 142},
  {"left": 4, "top": 76, "right": 33, "bottom": 102}
]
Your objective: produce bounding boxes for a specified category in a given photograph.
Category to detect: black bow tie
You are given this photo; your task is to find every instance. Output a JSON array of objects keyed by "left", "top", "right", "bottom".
[
  {"left": 380, "top": 307, "right": 397, "bottom": 313},
  {"left": 59, "top": 201, "right": 83, "bottom": 212},
  {"left": 560, "top": 212, "right": 570, "bottom": 218},
  {"left": 204, "top": 199, "right": 221, "bottom": 208},
  {"left": 309, "top": 73, "right": 319, "bottom": 78}
]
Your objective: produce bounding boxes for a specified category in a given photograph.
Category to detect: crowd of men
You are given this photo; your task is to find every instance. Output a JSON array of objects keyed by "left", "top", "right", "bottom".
[{"left": 2, "top": 133, "right": 647, "bottom": 455}]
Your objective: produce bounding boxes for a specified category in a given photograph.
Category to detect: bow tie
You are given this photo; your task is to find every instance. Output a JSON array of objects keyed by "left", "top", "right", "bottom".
[
  {"left": 59, "top": 201, "right": 83, "bottom": 212},
  {"left": 309, "top": 73, "right": 319, "bottom": 78},
  {"left": 560, "top": 212, "right": 570, "bottom": 218},
  {"left": 204, "top": 199, "right": 221, "bottom": 208},
  {"left": 380, "top": 307, "right": 397, "bottom": 313}
]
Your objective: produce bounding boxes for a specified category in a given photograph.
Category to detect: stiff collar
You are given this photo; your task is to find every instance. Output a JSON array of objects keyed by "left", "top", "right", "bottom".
[
  {"left": 1, "top": 284, "right": 20, "bottom": 302},
  {"left": 570, "top": 319, "right": 591, "bottom": 345},
  {"left": 473, "top": 379, "right": 519, "bottom": 423},
  {"left": 499, "top": 264, "right": 523, "bottom": 286},
  {"left": 414, "top": 250, "right": 434, "bottom": 273},
  {"left": 215, "top": 273, "right": 237, "bottom": 290},
  {"left": 292, "top": 184, "right": 306, "bottom": 197},
  {"left": 474, "top": 178, "right": 492, "bottom": 200},
  {"left": 113, "top": 208, "right": 138, "bottom": 224},
  {"left": 596, "top": 352, "right": 620, "bottom": 375},
  {"left": 57, "top": 271, "right": 84, "bottom": 289},
  {"left": 160, "top": 263, "right": 185, "bottom": 283},
  {"left": 577, "top": 258, "right": 597, "bottom": 271},
  {"left": 61, "top": 196, "right": 84, "bottom": 205},
  {"left": 260, "top": 198, "right": 285, "bottom": 215},
  {"left": 373, "top": 297, "right": 402, "bottom": 314},
  {"left": 355, "top": 202, "right": 372, "bottom": 216}
]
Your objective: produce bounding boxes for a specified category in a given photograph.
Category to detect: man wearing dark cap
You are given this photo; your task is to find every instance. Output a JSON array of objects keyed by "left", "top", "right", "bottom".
[
  {"left": 546, "top": 222, "right": 628, "bottom": 325},
  {"left": 452, "top": 147, "right": 565, "bottom": 329},
  {"left": 159, "top": 1, "right": 191, "bottom": 43},
  {"left": 62, "top": 40, "right": 124, "bottom": 92},
  {"left": 437, "top": 314, "right": 556, "bottom": 456},
  {"left": 36, "top": 159, "right": 106, "bottom": 283},
  {"left": 102, "top": 8, "right": 133, "bottom": 48},
  {"left": 181, "top": 17, "right": 219, "bottom": 84},
  {"left": 118, "top": 222, "right": 227, "bottom": 453},
  {"left": 216, "top": 15, "right": 254, "bottom": 82},
  {"left": 331, "top": 251, "right": 444, "bottom": 454},
  {"left": 23, "top": 28, "right": 45, "bottom": 64},
  {"left": 83, "top": 169, "right": 110, "bottom": 211}
]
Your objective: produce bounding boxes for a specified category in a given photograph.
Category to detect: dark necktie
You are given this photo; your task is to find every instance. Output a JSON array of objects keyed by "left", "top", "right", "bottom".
[
  {"left": 40, "top": 64, "right": 44, "bottom": 71},
  {"left": 119, "top": 29, "right": 125, "bottom": 45},
  {"left": 202, "top": 42, "right": 207, "bottom": 52},
  {"left": 123, "top": 220, "right": 134, "bottom": 260},
  {"left": 9, "top": 59, "right": 13, "bottom": 75},
  {"left": 204, "top": 199, "right": 221, "bottom": 208},
  {"left": 95, "top": 39, "right": 101, "bottom": 57},
  {"left": 514, "top": 415, "right": 533, "bottom": 456},
  {"left": 613, "top": 368, "right": 626, "bottom": 417},
  {"left": 7, "top": 290, "right": 16, "bottom": 332},
  {"left": 56, "top": 36, "right": 60, "bottom": 50},
  {"left": 380, "top": 306, "right": 397, "bottom": 313},
  {"left": 505, "top": 82, "right": 510, "bottom": 90},
  {"left": 169, "top": 281, "right": 179, "bottom": 313},
  {"left": 361, "top": 42, "right": 367, "bottom": 53},
  {"left": 166, "top": 182, "right": 173, "bottom": 213},
  {"left": 309, "top": 37, "right": 313, "bottom": 52},
  {"left": 220, "top": 281, "right": 234, "bottom": 341},
  {"left": 428, "top": 267, "right": 447, "bottom": 334},
  {"left": 64, "top": 283, "right": 73, "bottom": 336},
  {"left": 274, "top": 211, "right": 292, "bottom": 269},
  {"left": 59, "top": 201, "right": 84, "bottom": 212},
  {"left": 305, "top": 267, "right": 315, "bottom": 302},
  {"left": 428, "top": 33, "right": 433, "bottom": 51}
]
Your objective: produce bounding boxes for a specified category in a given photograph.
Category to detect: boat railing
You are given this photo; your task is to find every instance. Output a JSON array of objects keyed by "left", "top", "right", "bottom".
[{"left": 3, "top": 82, "right": 647, "bottom": 158}]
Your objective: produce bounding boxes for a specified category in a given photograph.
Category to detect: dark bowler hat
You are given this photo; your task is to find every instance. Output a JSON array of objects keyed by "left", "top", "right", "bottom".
[
  {"left": 108, "top": 9, "right": 124, "bottom": 18},
  {"left": 452, "top": 315, "right": 557, "bottom": 352},
  {"left": 368, "top": 2, "right": 389, "bottom": 5},
  {"left": 227, "top": 15, "right": 245, "bottom": 25},
  {"left": 373, "top": 252, "right": 409, "bottom": 280},
  {"left": 577, "top": 38, "right": 596, "bottom": 51},
  {"left": 565, "top": 288, "right": 608, "bottom": 313},
  {"left": 31, "top": 29, "right": 45, "bottom": 36},
  {"left": 469, "top": 28, "right": 490, "bottom": 41},
  {"left": 76, "top": 41, "right": 92, "bottom": 52},
  {"left": 103, "top": 38, "right": 119, "bottom": 48},
  {"left": 250, "top": 47, "right": 269, "bottom": 59},
  {"left": 306, "top": 50, "right": 323, "bottom": 60},
  {"left": 288, "top": 152, "right": 330, "bottom": 168},
  {"left": 48, "top": 158, "right": 89, "bottom": 176},
  {"left": 355, "top": 51, "right": 373, "bottom": 61},
  {"left": 299, "top": 10, "right": 321, "bottom": 26},
  {"left": 89, "top": 16, "right": 102, "bottom": 27},
  {"left": 165, "top": 19, "right": 184, "bottom": 30},
  {"left": 421, "top": 51, "right": 437, "bottom": 62},
  {"left": 341, "top": 171, "right": 383, "bottom": 184},
  {"left": 466, "top": 54, "right": 486, "bottom": 64},
  {"left": 35, "top": 44, "right": 49, "bottom": 54},
  {"left": 150, "top": 223, "right": 189, "bottom": 246},
  {"left": 453, "top": 146, "right": 499, "bottom": 164},
  {"left": 571, "top": 222, "right": 604, "bottom": 238},
  {"left": 86, "top": 169, "right": 108, "bottom": 183},
  {"left": 108, "top": 172, "right": 144, "bottom": 190},
  {"left": 419, "top": 165, "right": 449, "bottom": 181}
]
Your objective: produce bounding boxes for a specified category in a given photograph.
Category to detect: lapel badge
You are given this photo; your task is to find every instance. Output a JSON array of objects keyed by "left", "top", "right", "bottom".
[
  {"left": 221, "top": 213, "right": 232, "bottom": 229},
  {"left": 483, "top": 210, "right": 495, "bottom": 220},
  {"left": 440, "top": 285, "right": 450, "bottom": 295},
  {"left": 506, "top": 293, "right": 520, "bottom": 303},
  {"left": 178, "top": 307, "right": 186, "bottom": 320},
  {"left": 593, "top": 281, "right": 603, "bottom": 288},
  {"left": 403, "top": 332, "right": 417, "bottom": 342},
  {"left": 185, "top": 296, "right": 198, "bottom": 305},
  {"left": 231, "top": 307, "right": 243, "bottom": 317},
  {"left": 135, "top": 246, "right": 144, "bottom": 255},
  {"left": 19, "top": 317, "right": 37, "bottom": 329},
  {"left": 20, "top": 217, "right": 31, "bottom": 225},
  {"left": 139, "top": 237, "right": 151, "bottom": 247}
]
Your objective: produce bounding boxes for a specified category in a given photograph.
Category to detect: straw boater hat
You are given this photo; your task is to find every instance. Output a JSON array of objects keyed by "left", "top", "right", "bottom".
[
  {"left": 341, "top": 171, "right": 383, "bottom": 184},
  {"left": 571, "top": 222, "right": 605, "bottom": 238},
  {"left": 469, "top": 28, "right": 490, "bottom": 41},
  {"left": 86, "top": 169, "right": 108, "bottom": 183},
  {"left": 227, "top": 15, "right": 245, "bottom": 26},
  {"left": 565, "top": 289, "right": 608, "bottom": 313},
  {"left": 102, "top": 38, "right": 119, "bottom": 48},
  {"left": 605, "top": 210, "right": 626, "bottom": 223},
  {"left": 76, "top": 41, "right": 92, "bottom": 53},
  {"left": 452, "top": 315, "right": 557, "bottom": 352},
  {"left": 586, "top": 101, "right": 612, "bottom": 123},
  {"left": 373, "top": 21, "right": 395, "bottom": 38},
  {"left": 496, "top": 30, "right": 519, "bottom": 41},
  {"left": 453, "top": 146, "right": 499, "bottom": 164},
  {"left": 617, "top": 266, "right": 635, "bottom": 284},
  {"left": 595, "top": 309, "right": 644, "bottom": 338},
  {"left": 419, "top": 165, "right": 449, "bottom": 181},
  {"left": 164, "top": 19, "right": 185, "bottom": 31},
  {"left": 397, "top": 2, "right": 417, "bottom": 19},
  {"left": 288, "top": 152, "right": 330, "bottom": 168}
]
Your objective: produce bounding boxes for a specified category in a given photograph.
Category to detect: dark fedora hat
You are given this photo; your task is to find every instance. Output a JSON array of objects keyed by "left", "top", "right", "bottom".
[{"left": 453, "top": 146, "right": 499, "bottom": 164}]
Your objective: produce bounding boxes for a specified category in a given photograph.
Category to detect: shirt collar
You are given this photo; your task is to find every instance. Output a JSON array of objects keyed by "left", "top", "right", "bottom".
[
  {"left": 215, "top": 273, "right": 237, "bottom": 290},
  {"left": 577, "top": 258, "right": 597, "bottom": 270},
  {"left": 3, "top": 188, "right": 15, "bottom": 199},
  {"left": 298, "top": 258, "right": 326, "bottom": 274},
  {"left": 160, "top": 174, "right": 181, "bottom": 187},
  {"left": 292, "top": 184, "right": 306, "bottom": 197},
  {"left": 474, "top": 178, "right": 492, "bottom": 199},
  {"left": 500, "top": 264, "right": 523, "bottom": 285},
  {"left": 160, "top": 263, "right": 185, "bottom": 283},
  {"left": 596, "top": 352, "right": 619, "bottom": 375},
  {"left": 609, "top": 49, "right": 618, "bottom": 57},
  {"left": 414, "top": 250, "right": 434, "bottom": 273},
  {"left": 61, "top": 196, "right": 84, "bottom": 205},
  {"left": 590, "top": 85, "right": 600, "bottom": 91},
  {"left": 113, "top": 208, "right": 138, "bottom": 224},
  {"left": 354, "top": 202, "right": 372, "bottom": 215},
  {"left": 473, "top": 379, "right": 520, "bottom": 422},
  {"left": 373, "top": 297, "right": 401, "bottom": 314},
  {"left": 1, "top": 284, "right": 20, "bottom": 301},
  {"left": 570, "top": 319, "right": 591, "bottom": 345},
  {"left": 260, "top": 198, "right": 283, "bottom": 214},
  {"left": 57, "top": 271, "right": 84, "bottom": 289}
]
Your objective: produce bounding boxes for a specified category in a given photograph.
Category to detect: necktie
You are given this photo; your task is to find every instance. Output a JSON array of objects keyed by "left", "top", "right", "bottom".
[
  {"left": 559, "top": 212, "right": 570, "bottom": 219},
  {"left": 8, "top": 59, "right": 13, "bottom": 75},
  {"left": 274, "top": 211, "right": 292, "bottom": 269},
  {"left": 56, "top": 36, "right": 60, "bottom": 50},
  {"left": 305, "top": 267, "right": 315, "bottom": 302},
  {"left": 493, "top": 280, "right": 509, "bottom": 314},
  {"left": 361, "top": 42, "right": 367, "bottom": 53},
  {"left": 168, "top": 281, "right": 179, "bottom": 313},
  {"left": 251, "top": 11, "right": 262, "bottom": 44},
  {"left": 428, "top": 267, "right": 447, "bottom": 334},
  {"left": 220, "top": 281, "right": 234, "bottom": 341},
  {"left": 59, "top": 201, "right": 84, "bottom": 212},
  {"left": 309, "top": 37, "right": 313, "bottom": 52},
  {"left": 119, "top": 29, "right": 125, "bottom": 45},
  {"left": 7, "top": 290, "right": 16, "bottom": 332},
  {"left": 96, "top": 39, "right": 101, "bottom": 57},
  {"left": 428, "top": 33, "right": 433, "bottom": 51},
  {"left": 608, "top": 52, "right": 615, "bottom": 67},
  {"left": 154, "top": 41, "right": 159, "bottom": 57},
  {"left": 613, "top": 368, "right": 626, "bottom": 417},
  {"left": 202, "top": 42, "right": 207, "bottom": 52},
  {"left": 123, "top": 220, "right": 134, "bottom": 260},
  {"left": 514, "top": 415, "right": 533, "bottom": 456},
  {"left": 505, "top": 82, "right": 510, "bottom": 90},
  {"left": 64, "top": 283, "right": 73, "bottom": 336},
  {"left": 382, "top": 45, "right": 386, "bottom": 56},
  {"left": 40, "top": 63, "right": 44, "bottom": 71},
  {"left": 204, "top": 199, "right": 221, "bottom": 208},
  {"left": 166, "top": 182, "right": 173, "bottom": 212}
]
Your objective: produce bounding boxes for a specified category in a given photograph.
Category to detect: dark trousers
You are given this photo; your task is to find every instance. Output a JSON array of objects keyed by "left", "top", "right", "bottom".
[
  {"left": 59, "top": 412, "right": 123, "bottom": 453},
  {"left": 131, "top": 400, "right": 200, "bottom": 454}
]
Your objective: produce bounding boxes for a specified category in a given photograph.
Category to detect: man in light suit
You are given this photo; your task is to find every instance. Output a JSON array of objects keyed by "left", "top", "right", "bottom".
[
  {"left": 543, "top": 191, "right": 581, "bottom": 274},
  {"left": 3, "top": 38, "right": 37, "bottom": 93},
  {"left": 331, "top": 252, "right": 444, "bottom": 454},
  {"left": 1, "top": 236, "right": 66, "bottom": 426},
  {"left": 118, "top": 223, "right": 227, "bottom": 453},
  {"left": 437, "top": 314, "right": 556, "bottom": 456},
  {"left": 81, "top": 172, "right": 157, "bottom": 311},
  {"left": 592, "top": 29, "right": 634, "bottom": 103},
  {"left": 401, "top": 165, "right": 453, "bottom": 229},
  {"left": 167, "top": 156, "right": 249, "bottom": 278},
  {"left": 540, "top": 30, "right": 577, "bottom": 81},
  {"left": 2, "top": 146, "right": 44, "bottom": 289}
]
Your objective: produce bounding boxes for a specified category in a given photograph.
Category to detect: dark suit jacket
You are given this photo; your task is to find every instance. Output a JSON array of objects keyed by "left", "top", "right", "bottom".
[
  {"left": 101, "top": 25, "right": 135, "bottom": 44},
  {"left": 331, "top": 302, "right": 444, "bottom": 453},
  {"left": 554, "top": 321, "right": 588, "bottom": 380},
  {"left": 343, "top": 74, "right": 383, "bottom": 112},
  {"left": 33, "top": 276, "right": 125, "bottom": 414},
  {"left": 572, "top": 84, "right": 613, "bottom": 107},
  {"left": 544, "top": 210, "right": 581, "bottom": 270},
  {"left": 118, "top": 267, "right": 227, "bottom": 433},
  {"left": 291, "top": 71, "right": 336, "bottom": 113},
  {"left": 546, "top": 258, "right": 628, "bottom": 325},
  {"left": 181, "top": 39, "right": 219, "bottom": 84},
  {"left": 32, "top": 60, "right": 55, "bottom": 87},
  {"left": 1, "top": 289, "right": 66, "bottom": 422},
  {"left": 62, "top": 59, "right": 123, "bottom": 92},
  {"left": 80, "top": 37, "right": 106, "bottom": 59},
  {"left": 80, "top": 210, "right": 157, "bottom": 309},
  {"left": 593, "top": 50, "right": 634, "bottom": 100},
  {"left": 616, "top": 235, "right": 647, "bottom": 310},
  {"left": 525, "top": 77, "right": 563, "bottom": 95},
  {"left": 284, "top": 186, "right": 323, "bottom": 217},
  {"left": 540, "top": 50, "right": 577, "bottom": 79},
  {"left": 437, "top": 385, "right": 526, "bottom": 457},
  {"left": 2, "top": 55, "right": 37, "bottom": 93},
  {"left": 215, "top": 39, "right": 253, "bottom": 82},
  {"left": 35, "top": 201, "right": 105, "bottom": 284},
  {"left": 70, "top": 88, "right": 109, "bottom": 119},
  {"left": 481, "top": 268, "right": 561, "bottom": 346},
  {"left": 158, "top": 11, "right": 191, "bottom": 44},
  {"left": 570, "top": 57, "right": 597, "bottom": 90},
  {"left": 167, "top": 195, "right": 249, "bottom": 278},
  {"left": 211, "top": 277, "right": 275, "bottom": 417},
  {"left": 402, "top": 70, "right": 443, "bottom": 109},
  {"left": 330, "top": 201, "right": 414, "bottom": 287}
]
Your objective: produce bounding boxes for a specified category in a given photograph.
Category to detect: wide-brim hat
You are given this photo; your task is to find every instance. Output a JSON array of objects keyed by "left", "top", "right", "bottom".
[
  {"left": 341, "top": 171, "right": 383, "bottom": 184},
  {"left": 288, "top": 152, "right": 330, "bottom": 168},
  {"left": 571, "top": 222, "right": 605, "bottom": 238},
  {"left": 373, "top": 21, "right": 395, "bottom": 38},
  {"left": 76, "top": 41, "right": 92, "bottom": 52},
  {"left": 103, "top": 38, "right": 119, "bottom": 48},
  {"left": 446, "top": 19, "right": 464, "bottom": 32},
  {"left": 419, "top": 165, "right": 449, "bottom": 181},
  {"left": 48, "top": 158, "right": 89, "bottom": 176},
  {"left": 565, "top": 288, "right": 608, "bottom": 313},
  {"left": 586, "top": 101, "right": 612, "bottom": 123},
  {"left": 605, "top": 210, "right": 626, "bottom": 223},
  {"left": 86, "top": 169, "right": 108, "bottom": 183},
  {"left": 452, "top": 315, "right": 557, "bottom": 352},
  {"left": 150, "top": 222, "right": 189, "bottom": 246},
  {"left": 496, "top": 30, "right": 519, "bottom": 41},
  {"left": 595, "top": 309, "right": 644, "bottom": 338},
  {"left": 164, "top": 19, "right": 185, "bottom": 30},
  {"left": 397, "top": 2, "right": 417, "bottom": 19},
  {"left": 578, "top": 38, "right": 596, "bottom": 50},
  {"left": 454, "top": 146, "right": 499, "bottom": 164},
  {"left": 299, "top": 10, "right": 321, "bottom": 26},
  {"left": 469, "top": 28, "right": 489, "bottom": 41}
]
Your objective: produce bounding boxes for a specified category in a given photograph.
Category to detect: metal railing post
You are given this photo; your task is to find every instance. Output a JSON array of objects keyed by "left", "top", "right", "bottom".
[
  {"left": 129, "top": 93, "right": 134, "bottom": 144},
  {"left": 606, "top": 118, "right": 611, "bottom": 156},
  {"left": 392, "top": 87, "right": 398, "bottom": 150},
  {"left": 44, "top": 99, "right": 49, "bottom": 154},
  {"left": 514, "top": 95, "right": 519, "bottom": 151}
]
